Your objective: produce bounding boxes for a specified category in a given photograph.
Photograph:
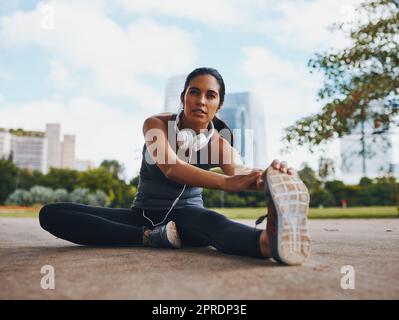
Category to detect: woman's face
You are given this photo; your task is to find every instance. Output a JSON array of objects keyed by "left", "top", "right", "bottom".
[{"left": 181, "top": 74, "right": 222, "bottom": 129}]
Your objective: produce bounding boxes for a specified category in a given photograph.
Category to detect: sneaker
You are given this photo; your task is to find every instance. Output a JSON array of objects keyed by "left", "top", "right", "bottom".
[
  {"left": 265, "top": 167, "right": 311, "bottom": 265},
  {"left": 144, "top": 221, "right": 182, "bottom": 249}
]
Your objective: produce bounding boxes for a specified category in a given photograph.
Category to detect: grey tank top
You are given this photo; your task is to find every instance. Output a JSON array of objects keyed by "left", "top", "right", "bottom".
[{"left": 131, "top": 114, "right": 213, "bottom": 210}]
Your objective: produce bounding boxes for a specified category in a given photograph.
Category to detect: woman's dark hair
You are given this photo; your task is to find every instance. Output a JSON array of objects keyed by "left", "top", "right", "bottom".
[
  {"left": 180, "top": 67, "right": 225, "bottom": 106},
  {"left": 180, "top": 67, "right": 234, "bottom": 146}
]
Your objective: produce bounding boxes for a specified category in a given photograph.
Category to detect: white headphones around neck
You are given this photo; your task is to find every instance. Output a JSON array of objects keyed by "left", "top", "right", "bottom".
[
  {"left": 174, "top": 108, "right": 215, "bottom": 152},
  {"left": 142, "top": 107, "right": 215, "bottom": 228}
]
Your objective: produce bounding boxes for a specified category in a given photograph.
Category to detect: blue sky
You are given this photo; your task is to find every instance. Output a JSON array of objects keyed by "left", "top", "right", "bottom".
[{"left": 2, "top": 0, "right": 396, "bottom": 181}]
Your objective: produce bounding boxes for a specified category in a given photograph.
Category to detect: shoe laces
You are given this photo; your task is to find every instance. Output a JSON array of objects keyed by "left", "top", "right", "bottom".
[
  {"left": 253, "top": 213, "right": 268, "bottom": 233},
  {"left": 255, "top": 214, "right": 268, "bottom": 226}
]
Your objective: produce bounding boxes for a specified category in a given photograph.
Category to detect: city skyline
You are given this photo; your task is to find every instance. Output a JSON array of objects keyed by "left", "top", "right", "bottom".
[{"left": 0, "top": 123, "right": 92, "bottom": 173}]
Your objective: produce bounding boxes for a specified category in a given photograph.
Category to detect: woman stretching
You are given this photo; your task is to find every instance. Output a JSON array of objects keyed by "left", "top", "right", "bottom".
[{"left": 39, "top": 67, "right": 311, "bottom": 265}]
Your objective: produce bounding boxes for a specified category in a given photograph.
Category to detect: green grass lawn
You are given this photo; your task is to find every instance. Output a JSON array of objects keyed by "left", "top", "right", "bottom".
[
  {"left": 213, "top": 206, "right": 399, "bottom": 219},
  {"left": 0, "top": 206, "right": 398, "bottom": 219}
]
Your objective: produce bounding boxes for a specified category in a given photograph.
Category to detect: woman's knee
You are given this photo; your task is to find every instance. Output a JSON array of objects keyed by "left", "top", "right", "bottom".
[
  {"left": 201, "top": 210, "right": 229, "bottom": 226},
  {"left": 39, "top": 203, "right": 62, "bottom": 231}
]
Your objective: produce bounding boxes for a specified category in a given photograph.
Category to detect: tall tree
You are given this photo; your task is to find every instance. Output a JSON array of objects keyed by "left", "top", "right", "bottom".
[
  {"left": 0, "top": 160, "right": 17, "bottom": 204},
  {"left": 100, "top": 160, "right": 125, "bottom": 180},
  {"left": 284, "top": 0, "right": 398, "bottom": 151},
  {"left": 297, "top": 164, "right": 322, "bottom": 192},
  {"left": 318, "top": 157, "right": 336, "bottom": 183}
]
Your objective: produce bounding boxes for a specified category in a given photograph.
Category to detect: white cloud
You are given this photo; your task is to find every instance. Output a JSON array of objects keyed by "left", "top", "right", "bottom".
[
  {"left": 0, "top": 97, "right": 144, "bottom": 179},
  {"left": 240, "top": 46, "right": 320, "bottom": 117},
  {"left": 126, "top": 19, "right": 195, "bottom": 76},
  {"left": 113, "top": 0, "right": 245, "bottom": 27},
  {"left": 0, "top": 67, "right": 11, "bottom": 81},
  {"left": 255, "top": 0, "right": 361, "bottom": 50},
  {"left": 0, "top": 67, "right": 5, "bottom": 104},
  {"left": 239, "top": 45, "right": 340, "bottom": 170},
  {"left": 0, "top": 1, "right": 196, "bottom": 111},
  {"left": 113, "top": 0, "right": 360, "bottom": 51},
  {"left": 241, "top": 47, "right": 303, "bottom": 83},
  {"left": 47, "top": 59, "right": 71, "bottom": 88}
]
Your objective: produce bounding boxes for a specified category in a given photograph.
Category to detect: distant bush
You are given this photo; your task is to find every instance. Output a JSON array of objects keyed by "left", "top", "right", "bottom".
[
  {"left": 310, "top": 189, "right": 336, "bottom": 207},
  {"left": 68, "top": 188, "right": 90, "bottom": 204},
  {"left": 87, "top": 190, "right": 109, "bottom": 207},
  {"left": 53, "top": 189, "right": 69, "bottom": 202},
  {"left": 5, "top": 189, "right": 33, "bottom": 206},
  {"left": 30, "top": 186, "right": 54, "bottom": 205},
  {"left": 6, "top": 186, "right": 109, "bottom": 207}
]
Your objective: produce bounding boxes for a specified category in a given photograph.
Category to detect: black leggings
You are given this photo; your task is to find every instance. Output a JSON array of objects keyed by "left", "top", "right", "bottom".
[{"left": 39, "top": 203, "right": 264, "bottom": 259}]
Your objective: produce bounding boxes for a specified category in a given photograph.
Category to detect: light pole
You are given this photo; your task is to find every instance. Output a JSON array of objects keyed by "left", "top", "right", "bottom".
[{"left": 360, "top": 118, "right": 366, "bottom": 176}]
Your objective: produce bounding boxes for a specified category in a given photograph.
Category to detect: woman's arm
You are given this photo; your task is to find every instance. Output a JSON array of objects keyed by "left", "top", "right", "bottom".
[
  {"left": 218, "top": 137, "right": 295, "bottom": 191},
  {"left": 142, "top": 116, "right": 261, "bottom": 192},
  {"left": 217, "top": 136, "right": 264, "bottom": 190}
]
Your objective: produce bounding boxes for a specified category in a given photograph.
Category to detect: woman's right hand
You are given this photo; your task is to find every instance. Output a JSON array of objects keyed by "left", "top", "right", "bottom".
[{"left": 222, "top": 171, "right": 262, "bottom": 192}]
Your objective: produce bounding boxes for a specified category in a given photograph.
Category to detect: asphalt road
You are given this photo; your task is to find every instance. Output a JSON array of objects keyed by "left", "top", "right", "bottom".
[{"left": 1, "top": 217, "right": 398, "bottom": 299}]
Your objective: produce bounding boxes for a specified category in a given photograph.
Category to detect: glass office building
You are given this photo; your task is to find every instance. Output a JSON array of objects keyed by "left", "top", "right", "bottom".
[
  {"left": 164, "top": 75, "right": 186, "bottom": 113},
  {"left": 218, "top": 92, "right": 266, "bottom": 168}
]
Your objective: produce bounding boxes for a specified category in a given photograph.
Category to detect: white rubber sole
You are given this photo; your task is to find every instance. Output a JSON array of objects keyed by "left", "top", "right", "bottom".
[
  {"left": 166, "top": 221, "right": 182, "bottom": 249},
  {"left": 266, "top": 168, "right": 311, "bottom": 265}
]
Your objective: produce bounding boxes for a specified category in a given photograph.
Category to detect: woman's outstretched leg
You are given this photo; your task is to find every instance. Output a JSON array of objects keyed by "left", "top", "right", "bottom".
[
  {"left": 39, "top": 202, "right": 146, "bottom": 246},
  {"left": 170, "top": 207, "right": 266, "bottom": 259}
]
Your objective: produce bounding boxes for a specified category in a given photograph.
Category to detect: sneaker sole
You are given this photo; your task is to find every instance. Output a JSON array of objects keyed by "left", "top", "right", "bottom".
[
  {"left": 266, "top": 168, "right": 311, "bottom": 265},
  {"left": 166, "top": 221, "right": 182, "bottom": 249}
]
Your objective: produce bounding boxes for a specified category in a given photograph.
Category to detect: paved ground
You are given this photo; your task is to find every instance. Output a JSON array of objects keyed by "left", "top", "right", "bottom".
[{"left": 1, "top": 217, "right": 398, "bottom": 299}]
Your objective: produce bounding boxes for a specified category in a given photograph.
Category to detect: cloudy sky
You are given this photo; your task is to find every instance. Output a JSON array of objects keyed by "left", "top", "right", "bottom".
[{"left": 3, "top": 0, "right": 393, "bottom": 181}]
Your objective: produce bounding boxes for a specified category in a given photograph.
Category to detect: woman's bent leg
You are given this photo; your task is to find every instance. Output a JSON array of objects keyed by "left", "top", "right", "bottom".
[{"left": 39, "top": 203, "right": 145, "bottom": 246}]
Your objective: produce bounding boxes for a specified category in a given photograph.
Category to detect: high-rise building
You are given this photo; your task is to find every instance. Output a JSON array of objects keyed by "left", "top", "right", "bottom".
[
  {"left": 74, "top": 159, "right": 94, "bottom": 171},
  {"left": 11, "top": 133, "right": 48, "bottom": 173},
  {"left": 61, "top": 134, "right": 76, "bottom": 169},
  {"left": 0, "top": 129, "right": 11, "bottom": 160},
  {"left": 0, "top": 124, "right": 81, "bottom": 174},
  {"left": 45, "top": 123, "right": 61, "bottom": 170},
  {"left": 218, "top": 92, "right": 267, "bottom": 169},
  {"left": 340, "top": 121, "right": 394, "bottom": 182},
  {"left": 164, "top": 75, "right": 186, "bottom": 113}
]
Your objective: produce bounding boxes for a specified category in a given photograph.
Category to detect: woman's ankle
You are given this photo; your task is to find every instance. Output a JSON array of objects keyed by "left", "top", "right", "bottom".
[
  {"left": 259, "top": 230, "right": 272, "bottom": 258},
  {"left": 142, "top": 228, "right": 151, "bottom": 245}
]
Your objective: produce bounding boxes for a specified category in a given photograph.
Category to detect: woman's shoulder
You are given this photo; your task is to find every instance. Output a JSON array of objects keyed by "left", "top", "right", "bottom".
[
  {"left": 143, "top": 112, "right": 176, "bottom": 129},
  {"left": 146, "top": 112, "right": 175, "bottom": 124}
]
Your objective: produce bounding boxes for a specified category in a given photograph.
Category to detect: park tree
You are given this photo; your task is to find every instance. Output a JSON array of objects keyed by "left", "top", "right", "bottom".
[
  {"left": 77, "top": 167, "right": 115, "bottom": 195},
  {"left": 78, "top": 167, "right": 135, "bottom": 207},
  {"left": 284, "top": 0, "right": 398, "bottom": 151},
  {"left": 42, "top": 168, "right": 79, "bottom": 192},
  {"left": 297, "top": 164, "right": 322, "bottom": 192},
  {"left": 17, "top": 169, "right": 45, "bottom": 190},
  {"left": 100, "top": 160, "right": 126, "bottom": 180},
  {"left": 318, "top": 157, "right": 336, "bottom": 184},
  {"left": 0, "top": 159, "right": 17, "bottom": 204},
  {"left": 130, "top": 175, "right": 140, "bottom": 188}
]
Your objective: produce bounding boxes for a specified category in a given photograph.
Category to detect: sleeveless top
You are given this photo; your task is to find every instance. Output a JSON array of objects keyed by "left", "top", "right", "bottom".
[{"left": 131, "top": 114, "right": 213, "bottom": 210}]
